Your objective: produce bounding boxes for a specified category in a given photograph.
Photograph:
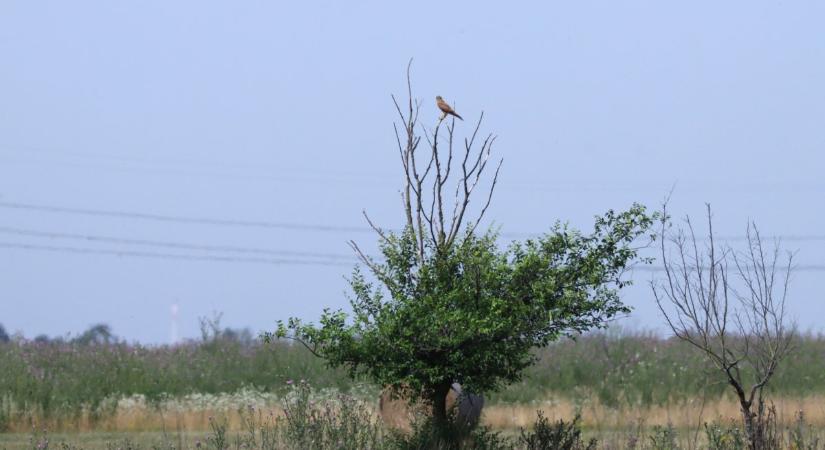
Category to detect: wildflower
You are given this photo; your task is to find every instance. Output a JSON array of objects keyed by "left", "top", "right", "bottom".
[{"left": 286, "top": 379, "right": 293, "bottom": 385}]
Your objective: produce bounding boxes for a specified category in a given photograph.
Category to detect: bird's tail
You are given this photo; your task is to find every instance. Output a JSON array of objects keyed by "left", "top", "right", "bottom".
[{"left": 452, "top": 112, "right": 464, "bottom": 121}]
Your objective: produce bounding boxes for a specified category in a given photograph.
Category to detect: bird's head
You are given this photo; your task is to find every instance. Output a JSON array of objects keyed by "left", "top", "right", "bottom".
[{"left": 435, "top": 96, "right": 443, "bottom": 101}]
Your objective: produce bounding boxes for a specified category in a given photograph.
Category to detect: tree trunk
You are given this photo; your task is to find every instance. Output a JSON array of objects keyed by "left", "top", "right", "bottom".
[
  {"left": 430, "top": 382, "right": 453, "bottom": 432},
  {"left": 739, "top": 396, "right": 770, "bottom": 450},
  {"left": 732, "top": 385, "right": 759, "bottom": 450},
  {"left": 742, "top": 406, "right": 757, "bottom": 450}
]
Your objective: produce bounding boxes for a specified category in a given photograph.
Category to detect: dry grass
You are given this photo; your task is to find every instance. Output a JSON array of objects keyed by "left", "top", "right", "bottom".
[
  {"left": 5, "top": 406, "right": 283, "bottom": 434},
  {"left": 8, "top": 395, "right": 825, "bottom": 434},
  {"left": 483, "top": 395, "right": 825, "bottom": 430}
]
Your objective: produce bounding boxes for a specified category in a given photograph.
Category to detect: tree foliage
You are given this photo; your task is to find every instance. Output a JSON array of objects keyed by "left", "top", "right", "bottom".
[
  {"left": 72, "top": 323, "right": 115, "bottom": 346},
  {"left": 269, "top": 206, "right": 653, "bottom": 401}
]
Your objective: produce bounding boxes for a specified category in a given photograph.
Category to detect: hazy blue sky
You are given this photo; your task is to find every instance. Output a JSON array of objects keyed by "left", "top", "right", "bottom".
[{"left": 1, "top": 1, "right": 823, "bottom": 343}]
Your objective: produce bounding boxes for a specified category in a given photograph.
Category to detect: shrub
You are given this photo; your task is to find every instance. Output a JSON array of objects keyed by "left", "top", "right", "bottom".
[
  {"left": 705, "top": 420, "right": 746, "bottom": 450},
  {"left": 278, "top": 380, "right": 385, "bottom": 450},
  {"left": 518, "top": 411, "right": 596, "bottom": 450},
  {"left": 392, "top": 416, "right": 512, "bottom": 450},
  {"left": 647, "top": 423, "right": 678, "bottom": 450}
]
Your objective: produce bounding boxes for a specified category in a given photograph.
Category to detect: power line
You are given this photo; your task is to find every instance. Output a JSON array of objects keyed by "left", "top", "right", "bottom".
[
  {"left": 0, "top": 225, "right": 356, "bottom": 260},
  {"left": 2, "top": 240, "right": 824, "bottom": 272},
  {"left": 6, "top": 145, "right": 825, "bottom": 194},
  {"left": 0, "top": 242, "right": 352, "bottom": 266},
  {"left": 2, "top": 200, "right": 825, "bottom": 242},
  {"left": 629, "top": 265, "right": 825, "bottom": 273},
  {"left": 0, "top": 200, "right": 536, "bottom": 238},
  {"left": 0, "top": 201, "right": 374, "bottom": 233}
]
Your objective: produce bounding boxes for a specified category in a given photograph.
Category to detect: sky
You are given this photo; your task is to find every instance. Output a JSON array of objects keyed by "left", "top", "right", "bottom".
[{"left": 1, "top": 1, "right": 823, "bottom": 343}]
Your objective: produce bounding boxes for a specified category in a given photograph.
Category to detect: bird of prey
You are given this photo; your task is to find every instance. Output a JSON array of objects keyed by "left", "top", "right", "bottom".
[{"left": 436, "top": 96, "right": 463, "bottom": 121}]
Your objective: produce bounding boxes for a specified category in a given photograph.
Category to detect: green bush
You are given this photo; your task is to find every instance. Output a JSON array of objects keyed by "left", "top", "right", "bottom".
[
  {"left": 647, "top": 423, "right": 678, "bottom": 450},
  {"left": 278, "top": 380, "right": 385, "bottom": 450},
  {"left": 518, "top": 412, "right": 596, "bottom": 450},
  {"left": 705, "top": 421, "right": 746, "bottom": 450}
]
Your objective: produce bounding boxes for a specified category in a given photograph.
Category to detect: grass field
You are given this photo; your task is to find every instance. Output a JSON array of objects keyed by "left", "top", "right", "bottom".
[
  {"left": 1, "top": 396, "right": 823, "bottom": 449},
  {"left": 2, "top": 329, "right": 825, "bottom": 448}
]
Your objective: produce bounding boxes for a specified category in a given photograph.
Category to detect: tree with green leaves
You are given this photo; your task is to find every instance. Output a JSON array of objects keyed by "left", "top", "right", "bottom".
[
  {"left": 0, "top": 323, "right": 9, "bottom": 343},
  {"left": 266, "top": 64, "right": 655, "bottom": 431}
]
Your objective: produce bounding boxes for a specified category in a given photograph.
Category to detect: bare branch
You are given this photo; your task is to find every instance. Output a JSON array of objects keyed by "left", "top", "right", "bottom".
[
  {"left": 465, "top": 158, "right": 503, "bottom": 240},
  {"left": 362, "top": 210, "right": 390, "bottom": 243},
  {"left": 651, "top": 201, "right": 795, "bottom": 447},
  {"left": 356, "top": 64, "right": 504, "bottom": 303}
]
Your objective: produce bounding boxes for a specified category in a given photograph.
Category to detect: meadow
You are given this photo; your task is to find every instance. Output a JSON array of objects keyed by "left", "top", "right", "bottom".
[{"left": 2, "top": 326, "right": 825, "bottom": 448}]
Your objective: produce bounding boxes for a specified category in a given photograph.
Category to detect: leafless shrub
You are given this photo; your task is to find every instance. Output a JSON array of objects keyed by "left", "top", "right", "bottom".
[{"left": 651, "top": 203, "right": 795, "bottom": 450}]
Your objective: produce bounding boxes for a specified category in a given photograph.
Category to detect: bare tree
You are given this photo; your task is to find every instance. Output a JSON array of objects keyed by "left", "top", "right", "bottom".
[
  {"left": 651, "top": 203, "right": 795, "bottom": 450},
  {"left": 350, "top": 60, "right": 502, "bottom": 266}
]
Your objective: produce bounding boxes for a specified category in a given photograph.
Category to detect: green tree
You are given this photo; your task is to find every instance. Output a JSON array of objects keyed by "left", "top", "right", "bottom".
[
  {"left": 266, "top": 65, "right": 655, "bottom": 431},
  {"left": 72, "top": 323, "right": 115, "bottom": 346}
]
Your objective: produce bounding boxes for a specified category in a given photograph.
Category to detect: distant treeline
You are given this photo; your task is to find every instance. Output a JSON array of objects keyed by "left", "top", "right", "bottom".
[{"left": 2, "top": 321, "right": 825, "bottom": 429}]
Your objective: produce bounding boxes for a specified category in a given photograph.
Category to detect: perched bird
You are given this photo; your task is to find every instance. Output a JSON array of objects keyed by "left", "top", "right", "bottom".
[{"left": 436, "top": 96, "right": 463, "bottom": 121}]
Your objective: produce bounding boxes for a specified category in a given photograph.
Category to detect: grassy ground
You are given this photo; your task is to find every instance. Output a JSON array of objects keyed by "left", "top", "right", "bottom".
[
  {"left": 0, "top": 431, "right": 202, "bottom": 450},
  {"left": 5, "top": 393, "right": 825, "bottom": 433},
  {"left": 3, "top": 329, "right": 825, "bottom": 448},
  {"left": 0, "top": 410, "right": 822, "bottom": 450},
  {"left": 4, "top": 329, "right": 825, "bottom": 420},
  {"left": 2, "top": 385, "right": 825, "bottom": 448}
]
